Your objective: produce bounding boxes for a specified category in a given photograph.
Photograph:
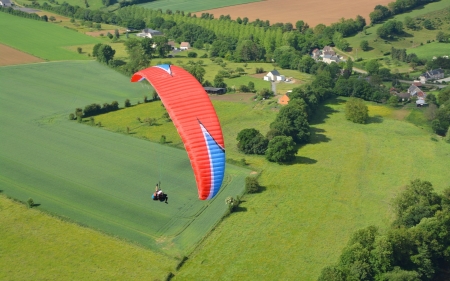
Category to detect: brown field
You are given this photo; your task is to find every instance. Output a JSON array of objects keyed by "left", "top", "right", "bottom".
[
  {"left": 0, "top": 44, "right": 45, "bottom": 66},
  {"left": 196, "top": 0, "right": 392, "bottom": 27}
]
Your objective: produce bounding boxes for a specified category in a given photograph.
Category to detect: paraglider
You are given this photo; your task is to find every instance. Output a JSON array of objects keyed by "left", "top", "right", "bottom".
[{"left": 131, "top": 64, "right": 225, "bottom": 200}]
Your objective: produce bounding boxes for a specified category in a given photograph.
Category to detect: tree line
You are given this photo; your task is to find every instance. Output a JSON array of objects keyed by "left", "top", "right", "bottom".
[
  {"left": 0, "top": 6, "right": 49, "bottom": 21},
  {"left": 318, "top": 179, "right": 450, "bottom": 281},
  {"left": 369, "top": 0, "right": 439, "bottom": 24}
]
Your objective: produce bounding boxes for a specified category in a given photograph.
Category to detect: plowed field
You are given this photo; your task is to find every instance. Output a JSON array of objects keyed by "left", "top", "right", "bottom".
[
  {"left": 0, "top": 44, "right": 44, "bottom": 66},
  {"left": 196, "top": 0, "right": 392, "bottom": 27}
]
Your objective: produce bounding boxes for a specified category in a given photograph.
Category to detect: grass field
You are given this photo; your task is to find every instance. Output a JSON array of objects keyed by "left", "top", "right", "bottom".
[
  {"left": 138, "top": 0, "right": 262, "bottom": 13},
  {"left": 171, "top": 98, "right": 450, "bottom": 280},
  {"left": 344, "top": 1, "right": 450, "bottom": 69},
  {"left": 0, "top": 13, "right": 101, "bottom": 60},
  {"left": 0, "top": 195, "right": 175, "bottom": 280},
  {"left": 0, "top": 61, "right": 249, "bottom": 261},
  {"left": 407, "top": 41, "right": 450, "bottom": 60}
]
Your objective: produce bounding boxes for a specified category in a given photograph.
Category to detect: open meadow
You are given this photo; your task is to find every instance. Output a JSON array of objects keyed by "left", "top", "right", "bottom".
[
  {"left": 195, "top": 0, "right": 392, "bottom": 27},
  {"left": 172, "top": 98, "right": 450, "bottom": 280},
  {"left": 0, "top": 13, "right": 100, "bottom": 60},
  {"left": 0, "top": 61, "right": 249, "bottom": 264},
  {"left": 344, "top": 2, "right": 450, "bottom": 68}
]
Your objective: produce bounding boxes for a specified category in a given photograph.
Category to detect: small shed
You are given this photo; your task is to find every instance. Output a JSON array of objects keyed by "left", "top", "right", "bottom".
[
  {"left": 278, "top": 94, "right": 290, "bottom": 105},
  {"left": 204, "top": 87, "right": 226, "bottom": 95}
]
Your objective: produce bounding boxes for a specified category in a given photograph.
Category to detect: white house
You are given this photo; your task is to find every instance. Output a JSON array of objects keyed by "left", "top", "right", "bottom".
[
  {"left": 180, "top": 42, "right": 191, "bottom": 50},
  {"left": 0, "top": 0, "right": 12, "bottom": 6},
  {"left": 264, "top": 70, "right": 285, "bottom": 82},
  {"left": 136, "top": 28, "right": 163, "bottom": 38}
]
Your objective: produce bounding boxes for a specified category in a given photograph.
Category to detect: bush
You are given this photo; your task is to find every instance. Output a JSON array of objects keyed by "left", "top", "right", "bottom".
[
  {"left": 345, "top": 98, "right": 368, "bottom": 124},
  {"left": 245, "top": 176, "right": 260, "bottom": 193},
  {"left": 69, "top": 113, "right": 75, "bottom": 120},
  {"left": 160, "top": 135, "right": 166, "bottom": 144},
  {"left": 124, "top": 99, "right": 131, "bottom": 107},
  {"left": 27, "top": 198, "right": 34, "bottom": 208},
  {"left": 77, "top": 47, "right": 82, "bottom": 54},
  {"left": 225, "top": 196, "right": 239, "bottom": 212},
  {"left": 187, "top": 52, "right": 198, "bottom": 58}
]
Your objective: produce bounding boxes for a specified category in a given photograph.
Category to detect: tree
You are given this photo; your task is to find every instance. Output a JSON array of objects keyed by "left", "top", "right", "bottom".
[
  {"left": 360, "top": 40, "right": 370, "bottom": 51},
  {"left": 77, "top": 47, "right": 82, "bottom": 54},
  {"left": 114, "top": 29, "right": 120, "bottom": 39},
  {"left": 422, "top": 19, "right": 433, "bottom": 30},
  {"left": 393, "top": 179, "right": 441, "bottom": 228},
  {"left": 236, "top": 128, "right": 268, "bottom": 155},
  {"left": 96, "top": 44, "right": 115, "bottom": 64},
  {"left": 49, "top": 16, "right": 56, "bottom": 22},
  {"left": 265, "top": 136, "right": 297, "bottom": 163},
  {"left": 245, "top": 176, "right": 260, "bottom": 193},
  {"left": 436, "top": 31, "right": 448, "bottom": 43},
  {"left": 270, "top": 100, "right": 310, "bottom": 144},
  {"left": 41, "top": 15, "right": 48, "bottom": 22},
  {"left": 345, "top": 98, "right": 368, "bottom": 124},
  {"left": 186, "top": 63, "right": 205, "bottom": 84},
  {"left": 388, "top": 95, "right": 398, "bottom": 107},
  {"left": 365, "top": 59, "right": 380, "bottom": 75},
  {"left": 213, "top": 75, "right": 227, "bottom": 88}
]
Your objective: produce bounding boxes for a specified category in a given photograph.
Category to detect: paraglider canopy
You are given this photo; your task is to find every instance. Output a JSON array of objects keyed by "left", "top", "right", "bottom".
[{"left": 131, "top": 64, "right": 225, "bottom": 200}]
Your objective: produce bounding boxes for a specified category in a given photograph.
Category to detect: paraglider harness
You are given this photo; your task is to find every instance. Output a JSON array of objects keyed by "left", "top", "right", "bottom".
[{"left": 152, "top": 182, "right": 168, "bottom": 203}]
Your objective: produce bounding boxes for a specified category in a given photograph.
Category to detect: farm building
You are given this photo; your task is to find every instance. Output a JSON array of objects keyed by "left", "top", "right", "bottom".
[
  {"left": 180, "top": 42, "right": 191, "bottom": 50},
  {"left": 408, "top": 84, "right": 427, "bottom": 105},
  {"left": 203, "top": 87, "right": 226, "bottom": 94},
  {"left": 136, "top": 28, "right": 163, "bottom": 38},
  {"left": 311, "top": 45, "right": 341, "bottom": 64},
  {"left": 278, "top": 92, "right": 291, "bottom": 105},
  {"left": 264, "top": 70, "right": 285, "bottom": 82},
  {"left": 0, "top": 0, "right": 12, "bottom": 6},
  {"left": 419, "top": 69, "right": 444, "bottom": 83}
]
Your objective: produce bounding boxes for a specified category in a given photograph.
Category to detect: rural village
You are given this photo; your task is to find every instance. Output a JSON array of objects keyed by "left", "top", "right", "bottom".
[{"left": 1, "top": 0, "right": 450, "bottom": 280}]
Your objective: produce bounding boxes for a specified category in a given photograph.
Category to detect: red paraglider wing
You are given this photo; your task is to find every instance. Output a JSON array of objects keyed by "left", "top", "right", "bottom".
[{"left": 131, "top": 65, "right": 225, "bottom": 200}]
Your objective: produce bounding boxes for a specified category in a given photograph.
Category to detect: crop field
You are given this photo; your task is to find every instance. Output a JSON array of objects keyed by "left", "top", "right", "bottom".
[
  {"left": 0, "top": 13, "right": 100, "bottom": 60},
  {"left": 0, "top": 61, "right": 248, "bottom": 262},
  {"left": 195, "top": 0, "right": 392, "bottom": 27},
  {"left": 138, "top": 0, "right": 262, "bottom": 13},
  {"left": 0, "top": 44, "right": 44, "bottom": 66},
  {"left": 344, "top": 2, "right": 450, "bottom": 64},
  {"left": 171, "top": 98, "right": 450, "bottom": 280}
]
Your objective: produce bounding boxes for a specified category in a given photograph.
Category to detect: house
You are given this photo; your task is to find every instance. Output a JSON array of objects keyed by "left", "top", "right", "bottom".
[
  {"left": 395, "top": 92, "right": 411, "bottom": 101},
  {"left": 419, "top": 69, "right": 444, "bottom": 83},
  {"left": 311, "top": 48, "right": 321, "bottom": 60},
  {"left": 264, "top": 69, "right": 285, "bottom": 82},
  {"left": 322, "top": 46, "right": 336, "bottom": 56},
  {"left": 323, "top": 54, "right": 340, "bottom": 64},
  {"left": 180, "top": 42, "right": 190, "bottom": 50},
  {"left": 408, "top": 84, "right": 427, "bottom": 105},
  {"left": 203, "top": 87, "right": 226, "bottom": 95},
  {"left": 136, "top": 28, "right": 163, "bottom": 38},
  {"left": 168, "top": 40, "right": 176, "bottom": 50},
  {"left": 0, "top": 0, "right": 12, "bottom": 6},
  {"left": 278, "top": 90, "right": 291, "bottom": 105}
]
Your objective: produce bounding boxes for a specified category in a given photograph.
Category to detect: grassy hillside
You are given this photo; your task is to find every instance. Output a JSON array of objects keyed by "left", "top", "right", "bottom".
[
  {"left": 0, "top": 61, "right": 248, "bottom": 260},
  {"left": 0, "top": 195, "right": 175, "bottom": 280},
  {"left": 172, "top": 98, "right": 450, "bottom": 280},
  {"left": 138, "top": 0, "right": 262, "bottom": 13},
  {"left": 343, "top": 1, "right": 450, "bottom": 71},
  {"left": 0, "top": 12, "right": 100, "bottom": 60}
]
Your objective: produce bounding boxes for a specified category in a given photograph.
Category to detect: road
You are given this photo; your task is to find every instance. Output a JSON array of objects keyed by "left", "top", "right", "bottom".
[{"left": 399, "top": 80, "right": 447, "bottom": 89}]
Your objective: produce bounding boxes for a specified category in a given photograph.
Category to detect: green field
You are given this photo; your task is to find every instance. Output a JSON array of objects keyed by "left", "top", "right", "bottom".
[
  {"left": 138, "top": 0, "right": 261, "bottom": 12},
  {"left": 0, "top": 195, "right": 175, "bottom": 280},
  {"left": 0, "top": 61, "right": 248, "bottom": 259},
  {"left": 172, "top": 99, "right": 450, "bottom": 280},
  {"left": 407, "top": 41, "right": 450, "bottom": 60},
  {"left": 344, "top": 1, "right": 450, "bottom": 70},
  {"left": 0, "top": 13, "right": 100, "bottom": 60}
]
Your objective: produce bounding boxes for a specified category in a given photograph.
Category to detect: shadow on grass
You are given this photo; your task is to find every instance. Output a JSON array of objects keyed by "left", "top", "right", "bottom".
[
  {"left": 234, "top": 206, "right": 247, "bottom": 212},
  {"left": 367, "top": 115, "right": 384, "bottom": 124},
  {"left": 32, "top": 203, "right": 41, "bottom": 207},
  {"left": 309, "top": 97, "right": 344, "bottom": 125},
  {"left": 310, "top": 127, "right": 331, "bottom": 144},
  {"left": 293, "top": 156, "right": 317, "bottom": 165}
]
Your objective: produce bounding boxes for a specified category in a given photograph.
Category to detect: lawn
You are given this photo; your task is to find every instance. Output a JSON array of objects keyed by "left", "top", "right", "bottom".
[
  {"left": 0, "top": 60, "right": 249, "bottom": 261},
  {"left": 0, "top": 13, "right": 101, "bottom": 60},
  {"left": 138, "top": 0, "right": 262, "bottom": 13},
  {"left": 172, "top": 98, "right": 450, "bottom": 280},
  {"left": 407, "top": 41, "right": 450, "bottom": 60}
]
